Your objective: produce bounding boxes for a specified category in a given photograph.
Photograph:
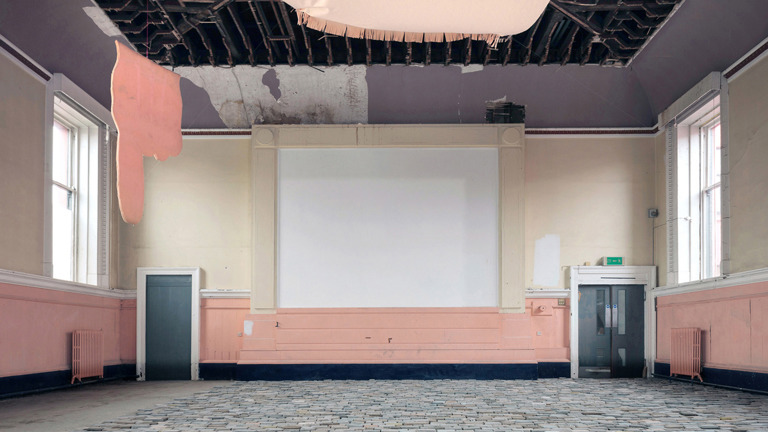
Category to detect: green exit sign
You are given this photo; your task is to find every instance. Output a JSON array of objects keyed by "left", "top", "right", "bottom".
[{"left": 604, "top": 256, "right": 624, "bottom": 265}]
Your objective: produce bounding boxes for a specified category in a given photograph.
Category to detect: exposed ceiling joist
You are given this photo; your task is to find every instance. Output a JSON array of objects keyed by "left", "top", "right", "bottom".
[{"left": 96, "top": 0, "right": 682, "bottom": 67}]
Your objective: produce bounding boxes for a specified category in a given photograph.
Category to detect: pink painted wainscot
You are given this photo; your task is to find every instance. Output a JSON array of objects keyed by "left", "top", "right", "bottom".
[
  {"left": 656, "top": 281, "right": 768, "bottom": 375},
  {"left": 233, "top": 299, "right": 569, "bottom": 365},
  {"left": 0, "top": 282, "right": 135, "bottom": 379}
]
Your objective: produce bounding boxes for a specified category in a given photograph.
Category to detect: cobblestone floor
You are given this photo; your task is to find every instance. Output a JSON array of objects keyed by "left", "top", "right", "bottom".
[{"left": 78, "top": 379, "right": 768, "bottom": 431}]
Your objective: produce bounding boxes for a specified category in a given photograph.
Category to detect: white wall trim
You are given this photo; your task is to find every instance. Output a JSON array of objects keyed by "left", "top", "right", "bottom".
[
  {"left": 252, "top": 124, "right": 524, "bottom": 149},
  {"left": 658, "top": 72, "right": 721, "bottom": 127},
  {"left": 719, "top": 76, "right": 731, "bottom": 276},
  {"left": 182, "top": 130, "right": 252, "bottom": 139},
  {"left": 136, "top": 267, "right": 200, "bottom": 381},
  {"left": 200, "top": 289, "right": 250, "bottom": 299},
  {"left": 50, "top": 73, "right": 115, "bottom": 130},
  {"left": 0, "top": 34, "right": 51, "bottom": 84},
  {"left": 525, "top": 289, "right": 570, "bottom": 298},
  {"left": 0, "top": 268, "right": 134, "bottom": 299},
  {"left": 569, "top": 265, "right": 657, "bottom": 379},
  {"left": 654, "top": 267, "right": 768, "bottom": 297},
  {"left": 724, "top": 35, "right": 768, "bottom": 82},
  {"left": 525, "top": 128, "right": 658, "bottom": 139}
]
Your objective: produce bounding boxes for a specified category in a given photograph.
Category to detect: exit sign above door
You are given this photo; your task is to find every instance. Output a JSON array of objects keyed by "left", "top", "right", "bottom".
[{"left": 602, "top": 256, "right": 624, "bottom": 266}]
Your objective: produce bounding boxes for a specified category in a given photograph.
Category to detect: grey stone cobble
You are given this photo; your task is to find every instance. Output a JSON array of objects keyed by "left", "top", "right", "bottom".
[{"left": 75, "top": 379, "right": 768, "bottom": 431}]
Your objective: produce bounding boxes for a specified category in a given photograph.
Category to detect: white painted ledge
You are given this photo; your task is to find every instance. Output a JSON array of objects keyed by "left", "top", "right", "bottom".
[
  {"left": 0, "top": 268, "right": 135, "bottom": 299},
  {"left": 525, "top": 289, "right": 570, "bottom": 298},
  {"left": 654, "top": 267, "right": 768, "bottom": 297},
  {"left": 200, "top": 289, "right": 250, "bottom": 299}
]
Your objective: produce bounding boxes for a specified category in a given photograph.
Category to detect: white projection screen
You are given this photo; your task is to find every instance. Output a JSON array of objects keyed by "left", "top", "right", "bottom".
[{"left": 278, "top": 148, "right": 498, "bottom": 308}]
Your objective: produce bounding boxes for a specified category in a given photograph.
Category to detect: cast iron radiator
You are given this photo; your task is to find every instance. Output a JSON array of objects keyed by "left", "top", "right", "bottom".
[
  {"left": 71, "top": 330, "right": 104, "bottom": 384},
  {"left": 670, "top": 327, "right": 703, "bottom": 382}
]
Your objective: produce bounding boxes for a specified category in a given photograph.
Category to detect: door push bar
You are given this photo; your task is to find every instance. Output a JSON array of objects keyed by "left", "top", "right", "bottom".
[{"left": 605, "top": 304, "right": 619, "bottom": 328}]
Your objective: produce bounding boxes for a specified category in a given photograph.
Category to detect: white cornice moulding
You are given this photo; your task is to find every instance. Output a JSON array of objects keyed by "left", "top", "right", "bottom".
[
  {"left": 654, "top": 267, "right": 768, "bottom": 297},
  {"left": 525, "top": 128, "right": 657, "bottom": 139},
  {"left": 0, "top": 34, "right": 51, "bottom": 83},
  {"left": 724, "top": 35, "right": 768, "bottom": 82},
  {"left": 525, "top": 289, "right": 570, "bottom": 298},
  {"left": 200, "top": 289, "right": 250, "bottom": 298},
  {"left": 0, "top": 268, "right": 135, "bottom": 299},
  {"left": 182, "top": 129, "right": 252, "bottom": 139}
]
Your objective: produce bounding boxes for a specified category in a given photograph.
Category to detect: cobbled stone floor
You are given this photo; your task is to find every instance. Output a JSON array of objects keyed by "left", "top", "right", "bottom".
[{"left": 77, "top": 379, "right": 768, "bottom": 432}]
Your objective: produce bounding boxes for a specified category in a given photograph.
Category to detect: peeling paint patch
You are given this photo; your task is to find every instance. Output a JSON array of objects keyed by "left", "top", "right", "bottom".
[
  {"left": 262, "top": 69, "right": 281, "bottom": 101},
  {"left": 244, "top": 320, "right": 254, "bottom": 336},
  {"left": 460, "top": 64, "right": 484, "bottom": 74},
  {"left": 533, "top": 234, "right": 561, "bottom": 287},
  {"left": 486, "top": 95, "right": 508, "bottom": 104},
  {"left": 83, "top": 6, "right": 123, "bottom": 37},
  {"left": 174, "top": 65, "right": 368, "bottom": 127}
]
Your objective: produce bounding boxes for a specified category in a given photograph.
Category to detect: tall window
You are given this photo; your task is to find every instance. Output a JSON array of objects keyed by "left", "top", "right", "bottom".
[
  {"left": 702, "top": 120, "right": 721, "bottom": 279},
  {"left": 670, "top": 97, "right": 721, "bottom": 283},
  {"left": 50, "top": 93, "right": 109, "bottom": 285},
  {"left": 51, "top": 119, "right": 77, "bottom": 280}
]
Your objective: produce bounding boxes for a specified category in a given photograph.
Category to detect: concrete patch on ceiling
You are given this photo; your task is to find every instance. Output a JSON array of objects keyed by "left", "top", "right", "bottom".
[{"left": 173, "top": 65, "right": 368, "bottom": 127}]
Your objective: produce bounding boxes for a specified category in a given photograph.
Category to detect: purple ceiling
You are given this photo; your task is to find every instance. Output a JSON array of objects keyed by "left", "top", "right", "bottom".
[{"left": 1, "top": 0, "right": 767, "bottom": 129}]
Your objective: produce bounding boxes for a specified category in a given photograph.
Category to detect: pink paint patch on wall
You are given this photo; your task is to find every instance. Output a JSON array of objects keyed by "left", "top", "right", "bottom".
[{"left": 111, "top": 41, "right": 183, "bottom": 225}]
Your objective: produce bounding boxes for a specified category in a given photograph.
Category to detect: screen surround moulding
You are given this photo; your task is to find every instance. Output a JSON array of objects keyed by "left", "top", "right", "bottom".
[{"left": 249, "top": 124, "right": 525, "bottom": 314}]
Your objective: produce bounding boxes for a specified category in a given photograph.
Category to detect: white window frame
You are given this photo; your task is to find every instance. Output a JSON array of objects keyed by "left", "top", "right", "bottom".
[
  {"left": 44, "top": 74, "right": 113, "bottom": 288},
  {"left": 50, "top": 116, "right": 79, "bottom": 280},
  {"left": 663, "top": 72, "right": 730, "bottom": 286},
  {"left": 700, "top": 118, "right": 722, "bottom": 279}
]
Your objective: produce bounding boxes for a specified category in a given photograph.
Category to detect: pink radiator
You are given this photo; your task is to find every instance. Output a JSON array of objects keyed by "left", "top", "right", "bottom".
[
  {"left": 71, "top": 330, "right": 104, "bottom": 384},
  {"left": 670, "top": 327, "right": 703, "bottom": 382}
]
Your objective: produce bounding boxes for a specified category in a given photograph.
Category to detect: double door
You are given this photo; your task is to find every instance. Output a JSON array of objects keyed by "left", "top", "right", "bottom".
[{"left": 578, "top": 285, "right": 644, "bottom": 378}]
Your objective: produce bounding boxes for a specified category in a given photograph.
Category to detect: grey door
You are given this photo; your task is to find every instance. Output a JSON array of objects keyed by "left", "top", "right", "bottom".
[
  {"left": 578, "top": 285, "right": 644, "bottom": 378},
  {"left": 146, "top": 275, "right": 192, "bottom": 380}
]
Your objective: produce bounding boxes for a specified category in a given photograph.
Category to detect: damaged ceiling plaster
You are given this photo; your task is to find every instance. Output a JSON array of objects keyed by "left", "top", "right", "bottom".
[{"left": 174, "top": 65, "right": 368, "bottom": 128}]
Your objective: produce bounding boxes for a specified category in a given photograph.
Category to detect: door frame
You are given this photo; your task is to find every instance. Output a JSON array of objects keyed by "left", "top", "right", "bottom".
[
  {"left": 569, "top": 265, "right": 656, "bottom": 378},
  {"left": 137, "top": 267, "right": 201, "bottom": 381}
]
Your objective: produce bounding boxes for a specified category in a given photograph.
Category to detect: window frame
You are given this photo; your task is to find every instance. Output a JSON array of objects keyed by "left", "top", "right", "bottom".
[
  {"left": 664, "top": 73, "right": 729, "bottom": 287},
  {"left": 44, "top": 74, "right": 113, "bottom": 288},
  {"left": 50, "top": 117, "right": 79, "bottom": 281},
  {"left": 700, "top": 118, "right": 721, "bottom": 280}
]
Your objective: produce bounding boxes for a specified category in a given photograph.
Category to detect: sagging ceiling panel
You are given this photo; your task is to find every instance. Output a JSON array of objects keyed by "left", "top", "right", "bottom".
[{"left": 96, "top": 0, "right": 682, "bottom": 68}]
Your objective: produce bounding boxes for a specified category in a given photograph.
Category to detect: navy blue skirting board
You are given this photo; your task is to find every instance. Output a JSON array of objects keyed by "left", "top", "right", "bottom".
[
  {"left": 200, "top": 362, "right": 570, "bottom": 381},
  {"left": 654, "top": 362, "right": 768, "bottom": 393},
  {"left": 0, "top": 364, "right": 136, "bottom": 399}
]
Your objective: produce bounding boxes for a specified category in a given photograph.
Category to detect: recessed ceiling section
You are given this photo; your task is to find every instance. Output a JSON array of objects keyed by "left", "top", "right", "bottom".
[{"left": 96, "top": 0, "right": 683, "bottom": 67}]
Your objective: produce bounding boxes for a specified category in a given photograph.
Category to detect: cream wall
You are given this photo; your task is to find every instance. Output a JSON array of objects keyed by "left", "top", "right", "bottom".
[
  {"left": 118, "top": 137, "right": 252, "bottom": 291},
  {"left": 525, "top": 136, "right": 656, "bottom": 289},
  {"left": 728, "top": 54, "right": 768, "bottom": 274},
  {"left": 0, "top": 53, "right": 46, "bottom": 275},
  {"left": 122, "top": 130, "right": 656, "bottom": 297}
]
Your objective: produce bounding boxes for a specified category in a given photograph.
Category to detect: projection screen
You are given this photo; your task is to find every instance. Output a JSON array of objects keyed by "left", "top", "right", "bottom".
[{"left": 278, "top": 147, "right": 498, "bottom": 308}]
